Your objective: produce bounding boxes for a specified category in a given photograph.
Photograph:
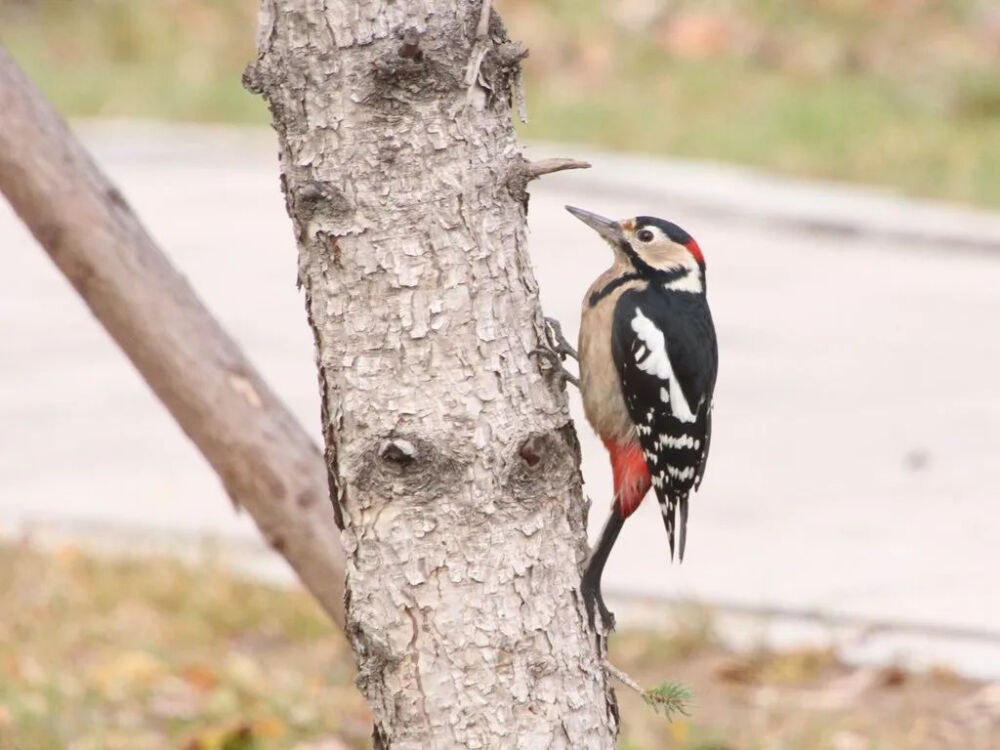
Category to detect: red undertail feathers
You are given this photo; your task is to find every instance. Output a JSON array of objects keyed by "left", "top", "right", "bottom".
[{"left": 603, "top": 438, "right": 652, "bottom": 518}]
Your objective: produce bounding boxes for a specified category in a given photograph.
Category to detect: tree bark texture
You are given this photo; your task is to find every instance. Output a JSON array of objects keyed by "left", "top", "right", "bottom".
[
  {"left": 247, "top": 2, "right": 617, "bottom": 748},
  {"left": 0, "top": 45, "right": 347, "bottom": 629}
]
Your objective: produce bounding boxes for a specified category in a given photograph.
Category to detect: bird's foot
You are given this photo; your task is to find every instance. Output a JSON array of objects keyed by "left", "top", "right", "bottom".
[
  {"left": 580, "top": 570, "right": 616, "bottom": 634},
  {"left": 531, "top": 347, "right": 580, "bottom": 388},
  {"left": 543, "top": 317, "right": 578, "bottom": 361},
  {"left": 532, "top": 317, "right": 580, "bottom": 388}
]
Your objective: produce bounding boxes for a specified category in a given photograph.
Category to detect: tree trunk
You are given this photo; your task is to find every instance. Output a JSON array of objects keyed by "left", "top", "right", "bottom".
[
  {"left": 246, "top": 2, "right": 617, "bottom": 747},
  {"left": 0, "top": 45, "right": 346, "bottom": 629}
]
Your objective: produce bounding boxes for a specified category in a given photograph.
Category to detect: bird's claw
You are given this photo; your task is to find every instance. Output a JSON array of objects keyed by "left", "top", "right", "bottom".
[
  {"left": 533, "top": 317, "right": 580, "bottom": 387},
  {"left": 581, "top": 573, "right": 616, "bottom": 634},
  {"left": 531, "top": 348, "right": 580, "bottom": 388},
  {"left": 543, "top": 317, "right": 578, "bottom": 361}
]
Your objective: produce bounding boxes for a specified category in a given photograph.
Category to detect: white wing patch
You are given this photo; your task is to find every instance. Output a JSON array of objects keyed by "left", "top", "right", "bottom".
[{"left": 630, "top": 308, "right": 696, "bottom": 422}]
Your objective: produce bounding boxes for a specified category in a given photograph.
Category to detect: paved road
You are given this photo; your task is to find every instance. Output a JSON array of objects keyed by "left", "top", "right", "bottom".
[{"left": 3, "top": 122, "right": 1000, "bottom": 674}]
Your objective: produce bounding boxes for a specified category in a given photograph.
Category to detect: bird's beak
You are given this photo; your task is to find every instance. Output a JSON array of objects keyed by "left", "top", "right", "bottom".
[{"left": 565, "top": 206, "right": 625, "bottom": 245}]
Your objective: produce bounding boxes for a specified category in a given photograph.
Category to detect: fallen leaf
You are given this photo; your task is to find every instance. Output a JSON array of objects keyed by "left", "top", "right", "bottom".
[
  {"left": 878, "top": 665, "right": 908, "bottom": 688},
  {"left": 657, "top": 11, "right": 738, "bottom": 60},
  {"left": 183, "top": 664, "right": 221, "bottom": 692},
  {"left": 252, "top": 715, "right": 287, "bottom": 739}
]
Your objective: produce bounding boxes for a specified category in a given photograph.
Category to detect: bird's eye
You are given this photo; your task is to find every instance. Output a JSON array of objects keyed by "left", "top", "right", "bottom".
[{"left": 637, "top": 229, "right": 654, "bottom": 243}]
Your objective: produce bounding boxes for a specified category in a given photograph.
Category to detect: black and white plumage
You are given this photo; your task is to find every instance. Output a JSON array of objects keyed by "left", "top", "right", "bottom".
[
  {"left": 612, "top": 283, "right": 716, "bottom": 559},
  {"left": 563, "top": 206, "right": 718, "bottom": 631}
]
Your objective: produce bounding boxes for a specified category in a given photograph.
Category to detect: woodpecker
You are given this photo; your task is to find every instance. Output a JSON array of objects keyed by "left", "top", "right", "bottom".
[{"left": 557, "top": 206, "right": 718, "bottom": 630}]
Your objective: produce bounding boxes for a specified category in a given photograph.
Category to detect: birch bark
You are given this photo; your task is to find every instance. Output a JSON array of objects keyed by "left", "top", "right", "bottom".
[{"left": 247, "top": 1, "right": 617, "bottom": 747}]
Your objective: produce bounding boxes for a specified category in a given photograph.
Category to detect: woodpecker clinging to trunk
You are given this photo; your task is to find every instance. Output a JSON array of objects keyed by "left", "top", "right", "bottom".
[{"left": 550, "top": 206, "right": 718, "bottom": 630}]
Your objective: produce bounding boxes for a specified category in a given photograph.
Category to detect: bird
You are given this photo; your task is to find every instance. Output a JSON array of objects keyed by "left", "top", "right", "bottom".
[{"left": 542, "top": 206, "right": 718, "bottom": 631}]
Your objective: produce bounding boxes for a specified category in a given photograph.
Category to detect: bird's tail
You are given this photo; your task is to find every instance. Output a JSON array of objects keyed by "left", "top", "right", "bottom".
[
  {"left": 678, "top": 493, "right": 689, "bottom": 562},
  {"left": 659, "top": 492, "right": 690, "bottom": 562}
]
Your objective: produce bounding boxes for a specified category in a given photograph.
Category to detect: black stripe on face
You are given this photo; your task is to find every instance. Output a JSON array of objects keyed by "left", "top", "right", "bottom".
[
  {"left": 589, "top": 272, "right": 642, "bottom": 307},
  {"left": 590, "top": 239, "right": 695, "bottom": 309},
  {"left": 622, "top": 240, "right": 693, "bottom": 284},
  {"left": 620, "top": 241, "right": 657, "bottom": 276}
]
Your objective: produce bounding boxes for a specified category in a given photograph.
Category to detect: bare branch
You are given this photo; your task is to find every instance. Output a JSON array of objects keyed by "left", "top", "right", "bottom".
[
  {"left": 525, "top": 157, "right": 592, "bottom": 180},
  {"left": 0, "top": 45, "right": 347, "bottom": 630},
  {"left": 603, "top": 660, "right": 644, "bottom": 695},
  {"left": 505, "top": 156, "right": 591, "bottom": 204},
  {"left": 604, "top": 661, "right": 692, "bottom": 721}
]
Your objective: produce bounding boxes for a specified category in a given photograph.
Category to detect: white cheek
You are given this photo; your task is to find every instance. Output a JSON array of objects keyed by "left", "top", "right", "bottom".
[{"left": 664, "top": 267, "right": 703, "bottom": 293}]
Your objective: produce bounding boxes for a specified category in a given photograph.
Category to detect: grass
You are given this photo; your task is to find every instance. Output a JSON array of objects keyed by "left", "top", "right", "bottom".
[
  {"left": 514, "top": 0, "right": 1000, "bottom": 208},
  {"left": 1, "top": 0, "right": 999, "bottom": 207},
  {"left": 0, "top": 0, "right": 265, "bottom": 123},
  {"left": 527, "top": 63, "right": 1000, "bottom": 203},
  {"left": 0, "top": 539, "right": 990, "bottom": 749}
]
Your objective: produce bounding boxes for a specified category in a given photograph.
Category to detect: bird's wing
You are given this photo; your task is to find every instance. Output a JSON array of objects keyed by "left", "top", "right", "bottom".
[{"left": 611, "top": 287, "right": 717, "bottom": 559}]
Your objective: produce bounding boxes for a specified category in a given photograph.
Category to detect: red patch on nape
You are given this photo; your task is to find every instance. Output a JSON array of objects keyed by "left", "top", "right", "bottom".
[
  {"left": 685, "top": 238, "right": 705, "bottom": 266},
  {"left": 603, "top": 438, "right": 652, "bottom": 518}
]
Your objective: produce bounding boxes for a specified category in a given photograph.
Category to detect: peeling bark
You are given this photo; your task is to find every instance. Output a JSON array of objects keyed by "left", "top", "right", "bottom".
[{"left": 248, "top": 1, "right": 617, "bottom": 747}]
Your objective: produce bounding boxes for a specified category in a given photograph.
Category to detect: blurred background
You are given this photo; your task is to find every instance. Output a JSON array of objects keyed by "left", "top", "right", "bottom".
[
  {"left": 3, "top": 0, "right": 1000, "bottom": 205},
  {"left": 2, "top": 1, "right": 1000, "bottom": 748}
]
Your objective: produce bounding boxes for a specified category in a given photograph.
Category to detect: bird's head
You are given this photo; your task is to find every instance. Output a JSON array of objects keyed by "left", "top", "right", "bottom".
[{"left": 566, "top": 206, "right": 705, "bottom": 290}]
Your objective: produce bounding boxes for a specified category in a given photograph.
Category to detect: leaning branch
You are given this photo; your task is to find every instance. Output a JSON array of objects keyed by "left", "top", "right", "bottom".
[{"left": 0, "top": 46, "right": 347, "bottom": 629}]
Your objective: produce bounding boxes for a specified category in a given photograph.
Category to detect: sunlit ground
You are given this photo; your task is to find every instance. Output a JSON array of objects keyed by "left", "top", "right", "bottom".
[
  {"left": 0, "top": 0, "right": 998, "bottom": 207},
  {"left": 0, "top": 541, "right": 989, "bottom": 750}
]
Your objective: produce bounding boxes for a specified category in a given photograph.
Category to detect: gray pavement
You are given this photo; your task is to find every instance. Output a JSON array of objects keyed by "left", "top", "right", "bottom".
[{"left": 3, "top": 121, "right": 1000, "bottom": 676}]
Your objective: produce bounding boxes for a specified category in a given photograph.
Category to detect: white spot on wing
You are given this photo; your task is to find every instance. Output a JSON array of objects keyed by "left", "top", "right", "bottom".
[
  {"left": 660, "top": 387, "right": 669, "bottom": 403},
  {"left": 631, "top": 308, "right": 696, "bottom": 422},
  {"left": 666, "top": 465, "right": 696, "bottom": 481},
  {"left": 658, "top": 434, "right": 696, "bottom": 450},
  {"left": 635, "top": 345, "right": 647, "bottom": 361}
]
